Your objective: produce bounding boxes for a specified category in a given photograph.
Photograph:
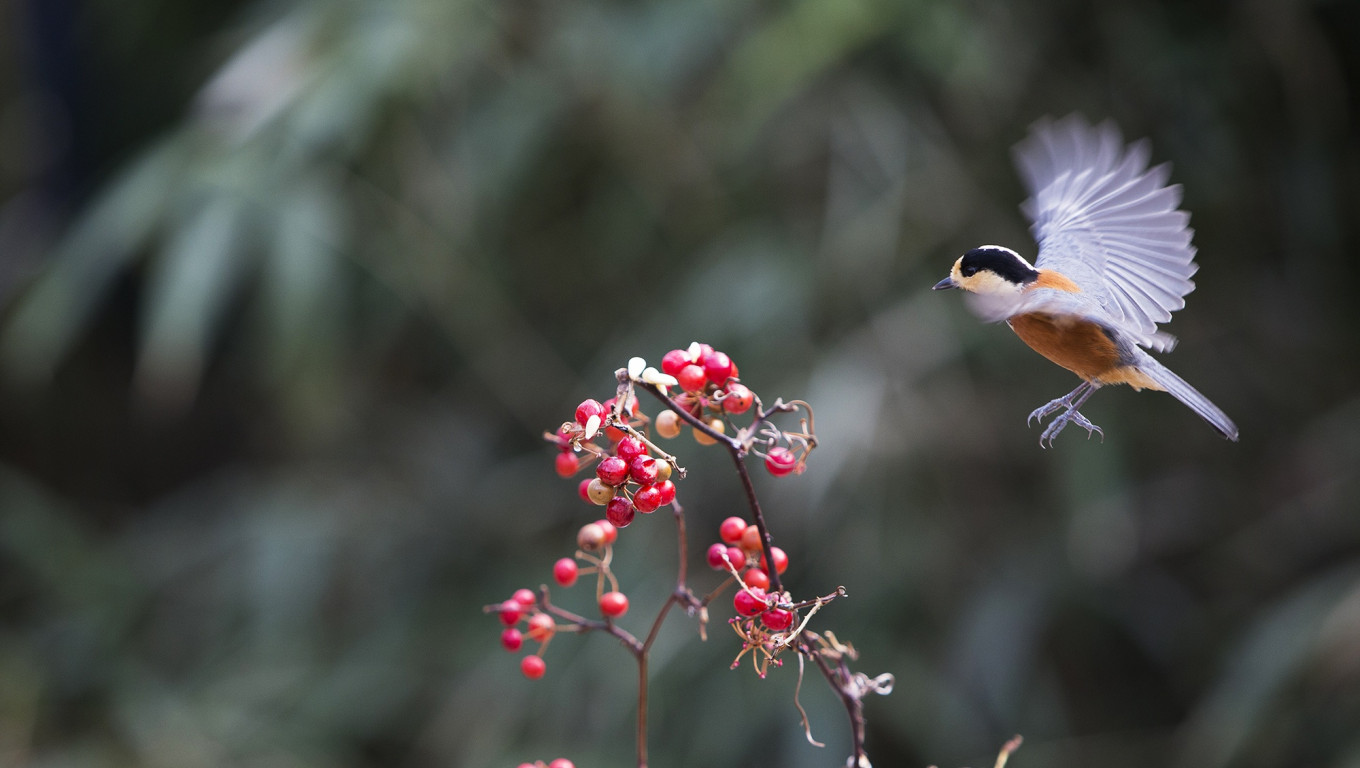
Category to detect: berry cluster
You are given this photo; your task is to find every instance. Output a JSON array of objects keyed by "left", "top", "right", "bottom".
[
  {"left": 703, "top": 516, "right": 804, "bottom": 676},
  {"left": 485, "top": 344, "right": 892, "bottom": 767},
  {"left": 490, "top": 517, "right": 632, "bottom": 681},
  {"left": 516, "top": 759, "right": 575, "bottom": 768},
  {"left": 550, "top": 393, "right": 678, "bottom": 529}
]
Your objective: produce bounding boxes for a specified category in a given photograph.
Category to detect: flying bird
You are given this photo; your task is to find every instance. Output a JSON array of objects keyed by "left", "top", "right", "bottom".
[{"left": 934, "top": 115, "right": 1238, "bottom": 447}]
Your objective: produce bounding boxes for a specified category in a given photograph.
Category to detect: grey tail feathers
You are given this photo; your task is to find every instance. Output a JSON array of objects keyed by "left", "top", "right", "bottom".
[{"left": 1138, "top": 356, "right": 1239, "bottom": 441}]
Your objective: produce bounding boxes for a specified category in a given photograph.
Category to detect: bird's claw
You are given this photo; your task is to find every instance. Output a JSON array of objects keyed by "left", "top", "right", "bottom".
[
  {"left": 1027, "top": 396, "right": 1072, "bottom": 427},
  {"left": 1035, "top": 408, "right": 1104, "bottom": 448}
]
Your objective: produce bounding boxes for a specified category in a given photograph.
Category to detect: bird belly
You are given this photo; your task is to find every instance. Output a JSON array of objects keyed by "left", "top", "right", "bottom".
[{"left": 1008, "top": 313, "right": 1123, "bottom": 382}]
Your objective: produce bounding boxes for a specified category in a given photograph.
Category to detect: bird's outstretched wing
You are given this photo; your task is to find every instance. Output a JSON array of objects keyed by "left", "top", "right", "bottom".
[{"left": 1013, "top": 115, "right": 1198, "bottom": 348}]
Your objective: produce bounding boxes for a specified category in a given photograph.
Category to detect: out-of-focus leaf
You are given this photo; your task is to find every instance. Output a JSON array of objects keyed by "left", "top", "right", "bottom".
[
  {"left": 260, "top": 174, "right": 345, "bottom": 379},
  {"left": 135, "top": 193, "right": 250, "bottom": 410},
  {"left": 1176, "top": 565, "right": 1360, "bottom": 768},
  {"left": 0, "top": 139, "right": 184, "bottom": 384}
]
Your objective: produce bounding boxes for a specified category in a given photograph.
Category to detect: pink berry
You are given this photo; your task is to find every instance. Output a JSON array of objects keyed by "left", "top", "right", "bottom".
[
  {"left": 761, "top": 546, "right": 789, "bottom": 575},
  {"left": 606, "top": 496, "right": 635, "bottom": 527},
  {"left": 548, "top": 760, "right": 576, "bottom": 768},
  {"left": 707, "top": 542, "right": 731, "bottom": 570},
  {"left": 765, "top": 447, "right": 798, "bottom": 477},
  {"left": 575, "top": 399, "right": 604, "bottom": 426},
  {"left": 555, "top": 451, "right": 580, "bottom": 478},
  {"left": 501, "top": 627, "right": 523, "bottom": 651},
  {"left": 744, "top": 567, "right": 770, "bottom": 591},
  {"left": 499, "top": 599, "right": 524, "bottom": 625},
  {"left": 597, "top": 456, "right": 629, "bottom": 486},
  {"left": 676, "top": 364, "right": 707, "bottom": 392},
  {"left": 655, "top": 475, "right": 677, "bottom": 505},
  {"left": 616, "top": 435, "right": 647, "bottom": 463},
  {"left": 553, "top": 558, "right": 578, "bottom": 587},
  {"left": 661, "top": 349, "right": 691, "bottom": 376},
  {"left": 521, "top": 654, "right": 547, "bottom": 679},
  {"left": 727, "top": 546, "right": 747, "bottom": 568},
  {"left": 595, "top": 519, "right": 619, "bottom": 544},
  {"left": 512, "top": 588, "right": 536, "bottom": 607},
  {"left": 633, "top": 484, "right": 662, "bottom": 514},
  {"left": 629, "top": 456, "right": 659, "bottom": 485},
  {"left": 719, "top": 516, "right": 748, "bottom": 544},
  {"left": 734, "top": 587, "right": 769, "bottom": 617},
  {"left": 721, "top": 383, "right": 753, "bottom": 414},
  {"left": 527, "top": 613, "right": 556, "bottom": 642},
  {"left": 762, "top": 608, "right": 794, "bottom": 631},
  {"left": 702, "top": 350, "right": 734, "bottom": 385},
  {"left": 739, "top": 525, "right": 763, "bottom": 552},
  {"left": 599, "top": 591, "right": 629, "bottom": 618},
  {"left": 577, "top": 478, "right": 593, "bottom": 503}
]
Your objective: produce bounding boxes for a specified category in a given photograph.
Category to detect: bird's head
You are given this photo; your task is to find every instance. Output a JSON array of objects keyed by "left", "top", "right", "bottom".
[{"left": 934, "top": 246, "right": 1039, "bottom": 294}]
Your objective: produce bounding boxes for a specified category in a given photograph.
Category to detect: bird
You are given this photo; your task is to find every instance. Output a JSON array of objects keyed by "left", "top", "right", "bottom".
[{"left": 933, "top": 115, "right": 1239, "bottom": 447}]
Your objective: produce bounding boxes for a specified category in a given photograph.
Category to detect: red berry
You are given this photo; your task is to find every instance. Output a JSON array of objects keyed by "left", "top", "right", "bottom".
[
  {"left": 765, "top": 447, "right": 798, "bottom": 477},
  {"left": 734, "top": 587, "right": 769, "bottom": 617},
  {"left": 512, "top": 588, "right": 537, "bottom": 607},
  {"left": 694, "top": 342, "right": 714, "bottom": 359},
  {"left": 707, "top": 542, "right": 731, "bottom": 570},
  {"left": 597, "top": 456, "right": 629, "bottom": 486},
  {"left": 661, "top": 349, "right": 691, "bottom": 376},
  {"left": 762, "top": 608, "right": 794, "bottom": 631},
  {"left": 721, "top": 383, "right": 754, "bottom": 415},
  {"left": 727, "top": 546, "right": 747, "bottom": 568},
  {"left": 527, "top": 612, "right": 556, "bottom": 642},
  {"left": 501, "top": 627, "right": 523, "bottom": 651},
  {"left": 676, "top": 364, "right": 707, "bottom": 392},
  {"left": 760, "top": 546, "right": 789, "bottom": 575},
  {"left": 719, "top": 516, "right": 748, "bottom": 544},
  {"left": 499, "top": 600, "right": 524, "bottom": 625},
  {"left": 553, "top": 558, "right": 578, "bottom": 587},
  {"left": 577, "top": 478, "right": 593, "bottom": 503},
  {"left": 603, "top": 394, "right": 636, "bottom": 418},
  {"left": 599, "top": 591, "right": 630, "bottom": 617},
  {"left": 595, "top": 519, "right": 619, "bottom": 544},
  {"left": 655, "top": 475, "right": 677, "bottom": 505},
  {"left": 739, "top": 524, "right": 763, "bottom": 552},
  {"left": 702, "top": 350, "right": 734, "bottom": 385},
  {"left": 744, "top": 567, "right": 770, "bottom": 591},
  {"left": 548, "top": 760, "right": 576, "bottom": 768},
  {"left": 629, "top": 456, "right": 659, "bottom": 485},
  {"left": 604, "top": 424, "right": 626, "bottom": 442},
  {"left": 521, "top": 654, "right": 547, "bottom": 679},
  {"left": 633, "top": 484, "right": 662, "bottom": 513},
  {"left": 575, "top": 399, "right": 604, "bottom": 426},
  {"left": 616, "top": 435, "right": 647, "bottom": 463},
  {"left": 555, "top": 451, "right": 580, "bottom": 478},
  {"left": 606, "top": 496, "right": 635, "bottom": 528}
]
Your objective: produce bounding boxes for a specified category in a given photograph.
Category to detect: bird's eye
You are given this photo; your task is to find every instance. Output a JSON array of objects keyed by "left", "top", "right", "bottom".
[{"left": 961, "top": 265, "right": 978, "bottom": 277}]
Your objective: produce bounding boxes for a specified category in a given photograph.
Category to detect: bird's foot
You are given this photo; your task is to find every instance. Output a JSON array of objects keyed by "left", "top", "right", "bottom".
[
  {"left": 1027, "top": 395, "right": 1074, "bottom": 427},
  {"left": 1036, "top": 408, "right": 1104, "bottom": 448}
]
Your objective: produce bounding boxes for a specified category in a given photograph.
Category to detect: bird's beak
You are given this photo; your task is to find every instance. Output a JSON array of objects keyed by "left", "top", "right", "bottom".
[{"left": 932, "top": 277, "right": 957, "bottom": 291}]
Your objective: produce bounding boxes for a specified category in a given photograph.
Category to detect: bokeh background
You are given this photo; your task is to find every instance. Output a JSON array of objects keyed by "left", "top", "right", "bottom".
[{"left": 1, "top": 0, "right": 1358, "bottom": 766}]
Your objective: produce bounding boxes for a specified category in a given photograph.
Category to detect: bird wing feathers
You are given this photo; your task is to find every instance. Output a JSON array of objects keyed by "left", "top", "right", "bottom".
[{"left": 1012, "top": 115, "right": 1198, "bottom": 346}]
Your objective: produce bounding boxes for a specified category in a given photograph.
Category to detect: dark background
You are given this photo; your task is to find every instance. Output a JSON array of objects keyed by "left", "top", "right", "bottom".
[{"left": 1, "top": 0, "right": 1357, "bottom": 766}]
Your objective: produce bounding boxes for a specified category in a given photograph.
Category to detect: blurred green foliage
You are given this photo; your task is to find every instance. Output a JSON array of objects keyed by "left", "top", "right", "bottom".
[{"left": 1, "top": 0, "right": 1358, "bottom": 766}]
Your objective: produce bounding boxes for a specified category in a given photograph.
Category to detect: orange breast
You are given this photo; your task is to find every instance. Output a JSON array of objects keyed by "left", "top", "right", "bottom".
[
  {"left": 1008, "top": 313, "right": 1122, "bottom": 381},
  {"left": 1031, "top": 270, "right": 1083, "bottom": 292}
]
